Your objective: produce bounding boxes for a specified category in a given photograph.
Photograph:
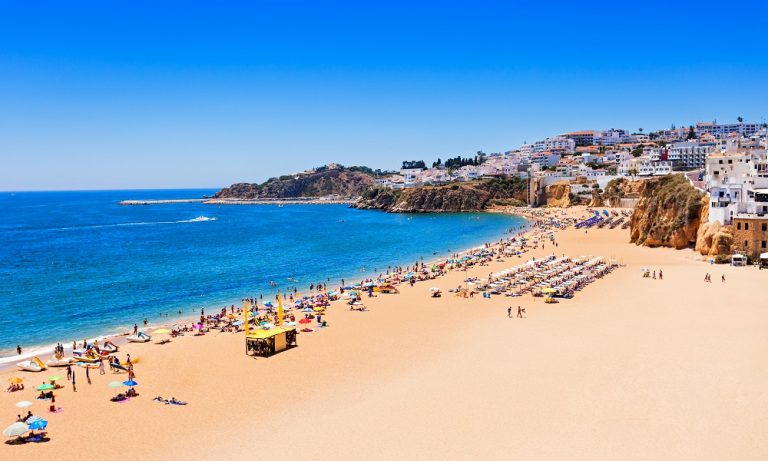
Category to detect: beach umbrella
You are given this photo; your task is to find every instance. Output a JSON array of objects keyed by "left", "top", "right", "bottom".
[
  {"left": 429, "top": 287, "right": 440, "bottom": 291},
  {"left": 298, "top": 318, "right": 312, "bottom": 324},
  {"left": 8, "top": 377, "right": 23, "bottom": 384},
  {"left": 27, "top": 419, "right": 48, "bottom": 431},
  {"left": 108, "top": 381, "right": 124, "bottom": 388},
  {"left": 48, "top": 375, "right": 62, "bottom": 381},
  {"left": 123, "top": 380, "right": 138, "bottom": 386},
  {"left": 15, "top": 401, "right": 32, "bottom": 409},
  {"left": 3, "top": 422, "right": 29, "bottom": 438},
  {"left": 153, "top": 328, "right": 170, "bottom": 334},
  {"left": 36, "top": 383, "right": 54, "bottom": 391}
]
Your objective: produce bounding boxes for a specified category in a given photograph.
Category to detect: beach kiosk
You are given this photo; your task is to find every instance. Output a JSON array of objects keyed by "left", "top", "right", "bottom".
[
  {"left": 245, "top": 327, "right": 297, "bottom": 357},
  {"left": 731, "top": 254, "right": 747, "bottom": 267},
  {"left": 244, "top": 295, "right": 297, "bottom": 357}
]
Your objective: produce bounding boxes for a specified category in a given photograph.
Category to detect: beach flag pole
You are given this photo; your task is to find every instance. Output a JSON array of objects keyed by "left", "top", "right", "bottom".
[{"left": 244, "top": 300, "right": 250, "bottom": 336}]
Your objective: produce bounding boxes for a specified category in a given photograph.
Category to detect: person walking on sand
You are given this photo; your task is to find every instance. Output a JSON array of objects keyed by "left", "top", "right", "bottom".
[
  {"left": 517, "top": 306, "right": 523, "bottom": 318},
  {"left": 659, "top": 269, "right": 663, "bottom": 280},
  {"left": 72, "top": 371, "right": 76, "bottom": 392},
  {"left": 507, "top": 306, "right": 512, "bottom": 318},
  {"left": 652, "top": 270, "right": 656, "bottom": 279},
  {"left": 722, "top": 274, "right": 726, "bottom": 283},
  {"left": 99, "top": 358, "right": 105, "bottom": 375}
]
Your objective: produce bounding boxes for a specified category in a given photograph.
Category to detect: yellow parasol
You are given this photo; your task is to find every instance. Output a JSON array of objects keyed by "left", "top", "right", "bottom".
[
  {"left": 8, "top": 377, "right": 23, "bottom": 384},
  {"left": 153, "top": 328, "right": 171, "bottom": 334}
]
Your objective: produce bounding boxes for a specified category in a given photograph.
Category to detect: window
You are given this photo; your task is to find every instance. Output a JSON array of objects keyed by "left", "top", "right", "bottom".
[
  {"left": 763, "top": 241, "right": 767, "bottom": 249},
  {"left": 763, "top": 223, "right": 767, "bottom": 232},
  {"left": 737, "top": 222, "right": 742, "bottom": 230},
  {"left": 745, "top": 223, "right": 749, "bottom": 230},
  {"left": 745, "top": 240, "right": 749, "bottom": 247}
]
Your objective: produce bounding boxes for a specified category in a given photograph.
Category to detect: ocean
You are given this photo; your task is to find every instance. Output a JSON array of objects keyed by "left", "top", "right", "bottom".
[{"left": 0, "top": 189, "right": 525, "bottom": 357}]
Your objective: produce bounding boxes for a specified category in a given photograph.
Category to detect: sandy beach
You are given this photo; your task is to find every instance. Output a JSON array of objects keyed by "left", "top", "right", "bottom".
[{"left": 3, "top": 206, "right": 767, "bottom": 460}]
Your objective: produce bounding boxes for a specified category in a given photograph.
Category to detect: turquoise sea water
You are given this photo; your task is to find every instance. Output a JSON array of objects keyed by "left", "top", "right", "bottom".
[{"left": 0, "top": 189, "right": 524, "bottom": 356}]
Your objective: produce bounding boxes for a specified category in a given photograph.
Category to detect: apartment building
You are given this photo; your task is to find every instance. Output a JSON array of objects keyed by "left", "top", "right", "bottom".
[
  {"left": 705, "top": 146, "right": 768, "bottom": 225},
  {"left": 731, "top": 215, "right": 768, "bottom": 259},
  {"left": 696, "top": 121, "right": 764, "bottom": 139}
]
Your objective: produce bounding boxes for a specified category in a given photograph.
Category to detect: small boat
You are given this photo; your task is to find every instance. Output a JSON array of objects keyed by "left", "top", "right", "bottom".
[
  {"left": 126, "top": 332, "right": 151, "bottom": 343},
  {"left": 17, "top": 356, "right": 47, "bottom": 372},
  {"left": 46, "top": 356, "right": 76, "bottom": 367}
]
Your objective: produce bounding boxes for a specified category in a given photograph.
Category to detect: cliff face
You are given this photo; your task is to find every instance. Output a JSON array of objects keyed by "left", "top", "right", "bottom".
[
  {"left": 215, "top": 168, "right": 375, "bottom": 199},
  {"left": 629, "top": 175, "right": 705, "bottom": 249},
  {"left": 545, "top": 182, "right": 571, "bottom": 207},
  {"left": 353, "top": 178, "right": 528, "bottom": 212}
]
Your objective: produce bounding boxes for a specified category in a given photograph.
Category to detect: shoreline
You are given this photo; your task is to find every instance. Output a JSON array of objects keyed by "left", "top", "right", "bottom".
[{"left": 0, "top": 211, "right": 529, "bottom": 365}]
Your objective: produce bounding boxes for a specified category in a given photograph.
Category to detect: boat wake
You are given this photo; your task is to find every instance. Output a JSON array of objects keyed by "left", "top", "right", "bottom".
[{"left": 49, "top": 216, "right": 218, "bottom": 231}]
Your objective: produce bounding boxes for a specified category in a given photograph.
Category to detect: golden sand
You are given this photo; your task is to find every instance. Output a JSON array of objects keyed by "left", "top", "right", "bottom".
[{"left": 3, "top": 206, "right": 767, "bottom": 460}]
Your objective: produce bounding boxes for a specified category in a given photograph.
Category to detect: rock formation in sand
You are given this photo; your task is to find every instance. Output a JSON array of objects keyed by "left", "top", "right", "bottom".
[{"left": 629, "top": 175, "right": 706, "bottom": 249}]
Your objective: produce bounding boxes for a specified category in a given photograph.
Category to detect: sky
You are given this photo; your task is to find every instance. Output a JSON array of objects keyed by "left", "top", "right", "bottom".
[{"left": 1, "top": 0, "right": 767, "bottom": 191}]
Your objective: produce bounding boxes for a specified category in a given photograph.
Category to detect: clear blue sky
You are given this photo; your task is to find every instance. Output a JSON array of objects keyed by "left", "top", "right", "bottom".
[{"left": 1, "top": 1, "right": 767, "bottom": 191}]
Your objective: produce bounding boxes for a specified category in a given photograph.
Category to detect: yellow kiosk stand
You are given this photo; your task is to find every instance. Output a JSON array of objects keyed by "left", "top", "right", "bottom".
[{"left": 244, "top": 295, "right": 297, "bottom": 357}]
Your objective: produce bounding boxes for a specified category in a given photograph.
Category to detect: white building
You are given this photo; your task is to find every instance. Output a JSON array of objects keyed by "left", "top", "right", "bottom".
[
  {"left": 456, "top": 165, "right": 480, "bottom": 181},
  {"left": 594, "top": 129, "right": 631, "bottom": 146},
  {"left": 705, "top": 145, "right": 768, "bottom": 224},
  {"left": 400, "top": 168, "right": 422, "bottom": 186},
  {"left": 530, "top": 152, "right": 561, "bottom": 168},
  {"left": 532, "top": 136, "right": 575, "bottom": 153},
  {"left": 696, "top": 121, "right": 764, "bottom": 139},
  {"left": 653, "top": 141, "right": 715, "bottom": 170}
]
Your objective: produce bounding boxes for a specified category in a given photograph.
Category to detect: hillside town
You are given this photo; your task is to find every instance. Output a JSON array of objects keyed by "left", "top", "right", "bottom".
[{"left": 321, "top": 120, "right": 767, "bottom": 260}]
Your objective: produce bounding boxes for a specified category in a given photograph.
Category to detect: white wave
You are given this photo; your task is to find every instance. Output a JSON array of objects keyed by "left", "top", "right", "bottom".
[{"left": 53, "top": 216, "right": 218, "bottom": 230}]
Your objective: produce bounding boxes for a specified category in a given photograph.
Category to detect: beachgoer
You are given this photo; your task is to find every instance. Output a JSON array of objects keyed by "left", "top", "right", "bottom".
[
  {"left": 507, "top": 306, "right": 512, "bottom": 318},
  {"left": 722, "top": 274, "right": 726, "bottom": 283},
  {"left": 86, "top": 366, "right": 91, "bottom": 384},
  {"left": 67, "top": 364, "right": 72, "bottom": 381},
  {"left": 16, "top": 345, "right": 21, "bottom": 355},
  {"left": 72, "top": 371, "right": 77, "bottom": 392},
  {"left": 133, "top": 323, "right": 138, "bottom": 335},
  {"left": 99, "top": 359, "right": 105, "bottom": 375},
  {"left": 517, "top": 306, "right": 523, "bottom": 318},
  {"left": 659, "top": 270, "right": 663, "bottom": 280}
]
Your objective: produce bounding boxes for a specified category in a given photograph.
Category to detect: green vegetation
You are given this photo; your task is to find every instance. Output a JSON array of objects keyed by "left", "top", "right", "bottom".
[{"left": 401, "top": 160, "right": 426, "bottom": 169}]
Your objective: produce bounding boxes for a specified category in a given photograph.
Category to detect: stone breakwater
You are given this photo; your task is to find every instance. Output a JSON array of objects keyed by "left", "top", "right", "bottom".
[{"left": 120, "top": 197, "right": 356, "bottom": 206}]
